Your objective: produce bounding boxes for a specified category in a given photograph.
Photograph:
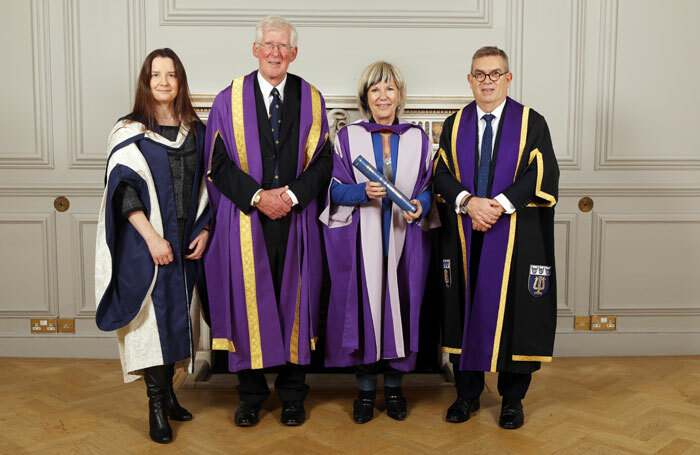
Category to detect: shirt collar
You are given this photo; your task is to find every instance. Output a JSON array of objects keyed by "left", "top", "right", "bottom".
[
  {"left": 257, "top": 72, "right": 287, "bottom": 101},
  {"left": 476, "top": 98, "right": 507, "bottom": 122}
]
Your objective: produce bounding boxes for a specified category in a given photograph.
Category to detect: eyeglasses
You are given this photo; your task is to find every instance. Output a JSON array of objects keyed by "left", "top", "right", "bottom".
[
  {"left": 471, "top": 70, "right": 508, "bottom": 82},
  {"left": 258, "top": 41, "right": 293, "bottom": 53}
]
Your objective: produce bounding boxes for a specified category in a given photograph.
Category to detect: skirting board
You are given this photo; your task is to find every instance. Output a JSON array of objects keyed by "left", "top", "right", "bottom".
[
  {"left": 553, "top": 332, "right": 700, "bottom": 356},
  {"left": 1, "top": 332, "right": 698, "bottom": 359},
  {"left": 0, "top": 336, "right": 119, "bottom": 358}
]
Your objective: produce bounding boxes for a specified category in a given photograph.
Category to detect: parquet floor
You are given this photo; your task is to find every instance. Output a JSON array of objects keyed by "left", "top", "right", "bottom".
[{"left": 1, "top": 357, "right": 700, "bottom": 454}]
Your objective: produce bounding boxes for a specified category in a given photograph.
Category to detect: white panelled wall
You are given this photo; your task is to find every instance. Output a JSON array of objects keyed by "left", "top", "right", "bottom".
[{"left": 1, "top": 0, "right": 699, "bottom": 358}]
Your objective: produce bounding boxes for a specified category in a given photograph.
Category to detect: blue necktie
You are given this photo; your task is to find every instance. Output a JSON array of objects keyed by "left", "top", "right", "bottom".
[
  {"left": 476, "top": 113, "right": 495, "bottom": 197},
  {"left": 269, "top": 87, "right": 282, "bottom": 187}
]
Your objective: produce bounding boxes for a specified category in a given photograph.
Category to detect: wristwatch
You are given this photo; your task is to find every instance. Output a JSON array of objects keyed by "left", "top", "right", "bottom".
[
  {"left": 253, "top": 191, "right": 262, "bottom": 206},
  {"left": 460, "top": 194, "right": 474, "bottom": 214}
]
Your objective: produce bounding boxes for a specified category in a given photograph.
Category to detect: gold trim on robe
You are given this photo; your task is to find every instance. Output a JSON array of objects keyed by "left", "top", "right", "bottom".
[
  {"left": 513, "top": 355, "right": 552, "bottom": 362},
  {"left": 303, "top": 84, "right": 324, "bottom": 171},
  {"left": 212, "top": 338, "right": 236, "bottom": 352},
  {"left": 449, "top": 108, "right": 470, "bottom": 297},
  {"left": 526, "top": 148, "right": 557, "bottom": 207},
  {"left": 231, "top": 76, "right": 264, "bottom": 369},
  {"left": 289, "top": 275, "right": 302, "bottom": 364}
]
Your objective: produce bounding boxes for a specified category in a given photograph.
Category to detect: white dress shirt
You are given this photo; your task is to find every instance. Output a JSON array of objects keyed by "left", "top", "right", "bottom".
[
  {"left": 454, "top": 99, "right": 516, "bottom": 215},
  {"left": 251, "top": 72, "right": 298, "bottom": 206}
]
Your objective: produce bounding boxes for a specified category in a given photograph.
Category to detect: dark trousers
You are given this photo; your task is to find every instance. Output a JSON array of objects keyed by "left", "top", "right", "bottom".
[
  {"left": 237, "top": 214, "right": 306, "bottom": 405},
  {"left": 457, "top": 230, "right": 531, "bottom": 402},
  {"left": 237, "top": 363, "right": 309, "bottom": 405},
  {"left": 355, "top": 361, "right": 404, "bottom": 391},
  {"left": 452, "top": 365, "right": 531, "bottom": 402},
  {"left": 260, "top": 215, "right": 290, "bottom": 302}
]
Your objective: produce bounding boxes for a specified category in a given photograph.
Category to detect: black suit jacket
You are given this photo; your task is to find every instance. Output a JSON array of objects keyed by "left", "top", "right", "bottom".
[{"left": 209, "top": 73, "right": 332, "bottom": 247}]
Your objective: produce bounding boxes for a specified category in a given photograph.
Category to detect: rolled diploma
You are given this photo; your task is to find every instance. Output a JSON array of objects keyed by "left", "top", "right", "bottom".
[{"left": 352, "top": 155, "right": 417, "bottom": 213}]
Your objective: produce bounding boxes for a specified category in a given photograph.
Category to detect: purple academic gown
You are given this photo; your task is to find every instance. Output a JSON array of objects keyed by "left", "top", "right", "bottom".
[
  {"left": 204, "top": 72, "right": 329, "bottom": 372},
  {"left": 320, "top": 121, "right": 436, "bottom": 372}
]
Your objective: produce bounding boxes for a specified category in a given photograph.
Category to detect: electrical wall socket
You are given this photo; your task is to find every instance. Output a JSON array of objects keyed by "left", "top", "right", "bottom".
[
  {"left": 58, "top": 318, "right": 75, "bottom": 333},
  {"left": 30, "top": 319, "right": 57, "bottom": 333},
  {"left": 591, "top": 315, "right": 616, "bottom": 331},
  {"left": 574, "top": 316, "right": 591, "bottom": 330}
]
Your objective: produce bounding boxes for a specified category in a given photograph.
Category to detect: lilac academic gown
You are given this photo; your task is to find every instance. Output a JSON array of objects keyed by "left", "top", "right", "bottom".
[{"left": 320, "top": 121, "right": 436, "bottom": 372}]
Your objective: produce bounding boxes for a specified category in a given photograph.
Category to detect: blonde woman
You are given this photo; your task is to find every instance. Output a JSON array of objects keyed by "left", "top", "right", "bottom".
[{"left": 321, "top": 61, "right": 435, "bottom": 423}]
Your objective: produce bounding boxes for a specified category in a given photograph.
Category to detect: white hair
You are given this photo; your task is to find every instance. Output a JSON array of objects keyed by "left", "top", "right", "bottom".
[{"left": 255, "top": 16, "right": 298, "bottom": 48}]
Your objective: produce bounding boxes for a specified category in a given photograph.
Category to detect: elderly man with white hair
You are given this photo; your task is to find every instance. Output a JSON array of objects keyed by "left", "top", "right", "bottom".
[{"left": 204, "top": 15, "right": 332, "bottom": 427}]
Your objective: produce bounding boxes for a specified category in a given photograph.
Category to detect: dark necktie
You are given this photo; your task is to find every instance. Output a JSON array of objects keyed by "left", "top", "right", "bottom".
[
  {"left": 476, "top": 113, "right": 495, "bottom": 197},
  {"left": 269, "top": 87, "right": 282, "bottom": 187}
]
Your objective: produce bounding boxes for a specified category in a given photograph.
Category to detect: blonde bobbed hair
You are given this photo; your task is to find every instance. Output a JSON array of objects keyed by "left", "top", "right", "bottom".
[{"left": 357, "top": 61, "right": 406, "bottom": 119}]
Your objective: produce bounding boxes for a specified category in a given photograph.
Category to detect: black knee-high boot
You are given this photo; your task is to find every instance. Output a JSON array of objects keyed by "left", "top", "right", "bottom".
[
  {"left": 143, "top": 366, "right": 173, "bottom": 444},
  {"left": 164, "top": 364, "right": 193, "bottom": 421}
]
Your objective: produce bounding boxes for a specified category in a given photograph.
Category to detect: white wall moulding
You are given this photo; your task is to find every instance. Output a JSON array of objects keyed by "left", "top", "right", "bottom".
[
  {"left": 65, "top": 0, "right": 132, "bottom": 170},
  {"left": 193, "top": 94, "right": 473, "bottom": 113},
  {"left": 193, "top": 93, "right": 473, "bottom": 149},
  {"left": 554, "top": 212, "right": 577, "bottom": 316},
  {"left": 64, "top": 0, "right": 91, "bottom": 169},
  {"left": 590, "top": 212, "right": 700, "bottom": 316},
  {"left": 519, "top": 0, "right": 584, "bottom": 170},
  {"left": 595, "top": 0, "right": 700, "bottom": 169},
  {"left": 127, "top": 0, "right": 147, "bottom": 101},
  {"left": 558, "top": 187, "right": 700, "bottom": 197},
  {"left": 69, "top": 213, "right": 98, "bottom": 318},
  {"left": 505, "top": 0, "right": 523, "bottom": 102},
  {"left": 557, "top": 0, "right": 586, "bottom": 170},
  {"left": 563, "top": 0, "right": 585, "bottom": 170},
  {"left": 0, "top": 186, "right": 104, "bottom": 198},
  {"left": 593, "top": 0, "right": 618, "bottom": 170},
  {"left": 159, "top": 0, "right": 491, "bottom": 28},
  {"left": 0, "top": 0, "right": 54, "bottom": 169},
  {"left": 0, "top": 211, "right": 58, "bottom": 317}
]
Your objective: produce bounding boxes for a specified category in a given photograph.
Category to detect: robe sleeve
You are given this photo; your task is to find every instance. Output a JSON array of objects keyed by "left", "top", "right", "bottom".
[
  {"left": 330, "top": 180, "right": 369, "bottom": 206},
  {"left": 501, "top": 112, "right": 559, "bottom": 209},
  {"left": 96, "top": 152, "right": 157, "bottom": 332},
  {"left": 433, "top": 114, "right": 468, "bottom": 208},
  {"left": 416, "top": 188, "right": 432, "bottom": 216},
  {"left": 210, "top": 135, "right": 261, "bottom": 215}
]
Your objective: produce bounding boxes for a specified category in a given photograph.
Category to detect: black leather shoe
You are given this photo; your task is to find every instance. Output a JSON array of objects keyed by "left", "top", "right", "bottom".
[
  {"left": 384, "top": 387, "right": 407, "bottom": 421},
  {"left": 234, "top": 402, "right": 260, "bottom": 427},
  {"left": 143, "top": 366, "right": 173, "bottom": 444},
  {"left": 281, "top": 400, "right": 306, "bottom": 426},
  {"left": 352, "top": 390, "right": 376, "bottom": 424},
  {"left": 499, "top": 400, "right": 524, "bottom": 429},
  {"left": 445, "top": 397, "right": 480, "bottom": 423},
  {"left": 164, "top": 364, "right": 193, "bottom": 421}
]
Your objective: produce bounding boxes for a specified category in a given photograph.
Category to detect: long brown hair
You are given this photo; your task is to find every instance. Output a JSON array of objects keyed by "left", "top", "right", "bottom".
[{"left": 126, "top": 48, "right": 201, "bottom": 135}]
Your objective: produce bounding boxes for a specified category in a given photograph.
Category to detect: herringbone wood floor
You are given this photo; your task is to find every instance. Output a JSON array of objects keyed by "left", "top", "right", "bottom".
[{"left": 1, "top": 357, "right": 700, "bottom": 454}]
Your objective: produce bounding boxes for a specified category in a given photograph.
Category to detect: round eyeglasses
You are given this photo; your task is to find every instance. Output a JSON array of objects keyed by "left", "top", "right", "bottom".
[
  {"left": 258, "top": 41, "right": 292, "bottom": 53},
  {"left": 471, "top": 70, "right": 508, "bottom": 82}
]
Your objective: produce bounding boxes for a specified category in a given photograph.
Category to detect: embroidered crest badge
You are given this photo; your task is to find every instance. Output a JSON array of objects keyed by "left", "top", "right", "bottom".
[
  {"left": 528, "top": 265, "right": 551, "bottom": 297},
  {"left": 443, "top": 259, "right": 452, "bottom": 288}
]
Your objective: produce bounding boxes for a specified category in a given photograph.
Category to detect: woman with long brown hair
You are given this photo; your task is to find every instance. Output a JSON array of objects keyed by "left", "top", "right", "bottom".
[{"left": 94, "top": 48, "right": 209, "bottom": 444}]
